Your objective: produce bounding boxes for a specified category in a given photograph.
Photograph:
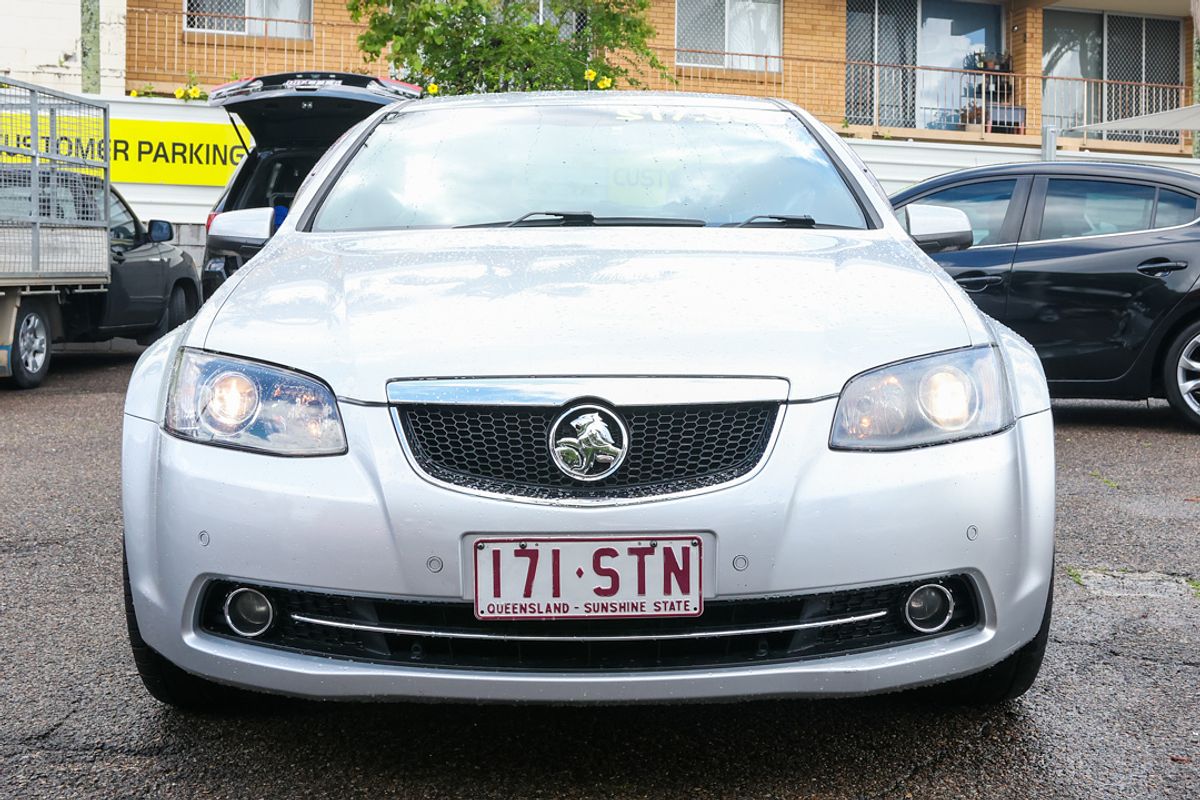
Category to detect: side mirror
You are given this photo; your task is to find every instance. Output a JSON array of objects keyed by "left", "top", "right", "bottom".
[
  {"left": 207, "top": 207, "right": 275, "bottom": 247},
  {"left": 902, "top": 204, "right": 974, "bottom": 254},
  {"left": 147, "top": 219, "right": 174, "bottom": 242}
]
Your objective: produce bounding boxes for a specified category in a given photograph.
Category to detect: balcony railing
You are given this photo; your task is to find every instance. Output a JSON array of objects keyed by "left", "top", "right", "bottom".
[
  {"left": 126, "top": 8, "right": 387, "bottom": 89},
  {"left": 644, "top": 48, "right": 1192, "bottom": 151}
]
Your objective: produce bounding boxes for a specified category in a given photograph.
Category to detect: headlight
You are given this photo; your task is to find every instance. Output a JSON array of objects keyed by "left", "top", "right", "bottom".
[
  {"left": 165, "top": 349, "right": 347, "bottom": 456},
  {"left": 830, "top": 346, "right": 1013, "bottom": 451}
]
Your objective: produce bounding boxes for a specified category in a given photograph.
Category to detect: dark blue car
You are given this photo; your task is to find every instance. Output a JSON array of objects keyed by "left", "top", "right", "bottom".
[{"left": 892, "top": 161, "right": 1200, "bottom": 429}]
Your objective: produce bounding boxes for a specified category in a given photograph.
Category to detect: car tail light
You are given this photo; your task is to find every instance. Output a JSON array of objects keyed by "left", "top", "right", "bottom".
[
  {"left": 377, "top": 77, "right": 422, "bottom": 97},
  {"left": 206, "top": 211, "right": 219, "bottom": 232},
  {"left": 208, "top": 77, "right": 247, "bottom": 95}
]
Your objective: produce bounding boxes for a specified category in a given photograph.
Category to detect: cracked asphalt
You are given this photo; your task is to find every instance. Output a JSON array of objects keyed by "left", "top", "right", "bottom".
[{"left": 1, "top": 349, "right": 1197, "bottom": 799}]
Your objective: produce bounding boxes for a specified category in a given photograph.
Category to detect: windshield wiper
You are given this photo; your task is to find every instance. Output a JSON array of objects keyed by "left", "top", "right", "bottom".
[
  {"left": 737, "top": 214, "right": 816, "bottom": 228},
  {"left": 734, "top": 214, "right": 857, "bottom": 229},
  {"left": 455, "top": 211, "right": 706, "bottom": 228}
]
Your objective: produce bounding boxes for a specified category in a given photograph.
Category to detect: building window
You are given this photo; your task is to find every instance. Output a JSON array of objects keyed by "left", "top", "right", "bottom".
[
  {"left": 845, "top": 0, "right": 919, "bottom": 127},
  {"left": 917, "top": 0, "right": 1003, "bottom": 130},
  {"left": 1042, "top": 10, "right": 1183, "bottom": 142},
  {"left": 185, "top": 0, "right": 313, "bottom": 40},
  {"left": 676, "top": 0, "right": 782, "bottom": 72},
  {"left": 536, "top": 0, "right": 587, "bottom": 35}
]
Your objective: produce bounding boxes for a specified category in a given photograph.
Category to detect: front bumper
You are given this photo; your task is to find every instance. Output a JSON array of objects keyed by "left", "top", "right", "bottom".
[{"left": 122, "top": 401, "right": 1054, "bottom": 702}]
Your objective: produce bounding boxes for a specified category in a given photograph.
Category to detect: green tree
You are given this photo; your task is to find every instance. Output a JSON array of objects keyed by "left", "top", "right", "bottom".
[{"left": 346, "top": 0, "right": 666, "bottom": 95}]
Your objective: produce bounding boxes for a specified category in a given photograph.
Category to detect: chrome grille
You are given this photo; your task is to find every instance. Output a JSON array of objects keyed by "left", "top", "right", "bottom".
[{"left": 396, "top": 402, "right": 779, "bottom": 500}]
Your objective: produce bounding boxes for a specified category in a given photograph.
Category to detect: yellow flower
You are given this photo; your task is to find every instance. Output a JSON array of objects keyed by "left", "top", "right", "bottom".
[
  {"left": 128, "top": 90, "right": 138, "bottom": 97},
  {"left": 584, "top": 68, "right": 596, "bottom": 82},
  {"left": 188, "top": 85, "right": 202, "bottom": 99},
  {"left": 173, "top": 87, "right": 185, "bottom": 99},
  {"left": 427, "top": 83, "right": 439, "bottom": 95},
  {"left": 596, "top": 76, "right": 612, "bottom": 90}
]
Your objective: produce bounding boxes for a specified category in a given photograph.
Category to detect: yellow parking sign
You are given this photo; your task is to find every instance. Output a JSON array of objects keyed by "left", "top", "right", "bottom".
[
  {"left": 108, "top": 118, "right": 249, "bottom": 186},
  {"left": 0, "top": 113, "right": 249, "bottom": 187}
]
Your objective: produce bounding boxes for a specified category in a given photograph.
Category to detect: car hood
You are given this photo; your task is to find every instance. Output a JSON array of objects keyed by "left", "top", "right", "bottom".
[{"left": 200, "top": 228, "right": 974, "bottom": 403}]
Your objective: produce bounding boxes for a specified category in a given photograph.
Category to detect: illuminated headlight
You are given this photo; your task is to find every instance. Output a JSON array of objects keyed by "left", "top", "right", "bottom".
[
  {"left": 830, "top": 346, "right": 1013, "bottom": 451},
  {"left": 165, "top": 349, "right": 347, "bottom": 456}
]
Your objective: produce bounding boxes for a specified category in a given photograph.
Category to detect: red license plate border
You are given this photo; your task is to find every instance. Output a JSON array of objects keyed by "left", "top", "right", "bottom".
[{"left": 471, "top": 534, "right": 705, "bottom": 621}]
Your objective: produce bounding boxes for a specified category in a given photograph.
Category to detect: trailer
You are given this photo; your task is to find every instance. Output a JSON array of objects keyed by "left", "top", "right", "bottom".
[{"left": 1, "top": 77, "right": 200, "bottom": 388}]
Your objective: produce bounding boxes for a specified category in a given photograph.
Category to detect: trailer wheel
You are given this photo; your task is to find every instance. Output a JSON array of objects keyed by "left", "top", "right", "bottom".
[{"left": 6, "top": 303, "right": 52, "bottom": 389}]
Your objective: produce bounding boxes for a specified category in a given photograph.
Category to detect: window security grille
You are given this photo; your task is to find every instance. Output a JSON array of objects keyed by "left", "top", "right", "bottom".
[
  {"left": 185, "top": 0, "right": 313, "bottom": 39},
  {"left": 1105, "top": 15, "right": 1181, "bottom": 144},
  {"left": 185, "top": 0, "right": 246, "bottom": 33},
  {"left": 536, "top": 1, "right": 587, "bottom": 35},
  {"left": 676, "top": 0, "right": 782, "bottom": 72},
  {"left": 844, "top": 0, "right": 918, "bottom": 127}
]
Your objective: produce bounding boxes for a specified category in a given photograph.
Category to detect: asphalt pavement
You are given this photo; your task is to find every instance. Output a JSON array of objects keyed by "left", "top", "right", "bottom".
[{"left": 1, "top": 349, "right": 1197, "bottom": 799}]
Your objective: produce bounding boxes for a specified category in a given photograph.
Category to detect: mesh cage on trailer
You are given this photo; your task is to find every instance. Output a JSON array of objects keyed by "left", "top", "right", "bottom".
[{"left": 0, "top": 77, "right": 110, "bottom": 284}]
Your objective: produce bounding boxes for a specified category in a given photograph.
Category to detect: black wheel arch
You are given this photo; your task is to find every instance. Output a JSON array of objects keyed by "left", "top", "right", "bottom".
[
  {"left": 165, "top": 252, "right": 202, "bottom": 315},
  {"left": 1149, "top": 291, "right": 1200, "bottom": 396}
]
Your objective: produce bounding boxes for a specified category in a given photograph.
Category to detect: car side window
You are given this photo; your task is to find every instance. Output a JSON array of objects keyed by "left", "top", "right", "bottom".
[
  {"left": 1153, "top": 188, "right": 1198, "bottom": 229},
  {"left": 1039, "top": 179, "right": 1155, "bottom": 240},
  {"left": 108, "top": 192, "right": 137, "bottom": 244},
  {"left": 912, "top": 180, "right": 1018, "bottom": 246}
]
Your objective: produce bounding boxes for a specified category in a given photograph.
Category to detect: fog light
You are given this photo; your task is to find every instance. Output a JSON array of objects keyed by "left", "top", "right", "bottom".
[
  {"left": 904, "top": 584, "right": 954, "bottom": 633},
  {"left": 223, "top": 587, "right": 274, "bottom": 638}
]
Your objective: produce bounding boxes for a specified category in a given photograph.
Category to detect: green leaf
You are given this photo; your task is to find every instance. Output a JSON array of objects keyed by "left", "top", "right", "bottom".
[{"left": 345, "top": 0, "right": 668, "bottom": 95}]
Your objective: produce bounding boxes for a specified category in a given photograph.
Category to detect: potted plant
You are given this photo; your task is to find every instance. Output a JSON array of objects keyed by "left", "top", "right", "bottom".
[{"left": 962, "top": 103, "right": 984, "bottom": 133}]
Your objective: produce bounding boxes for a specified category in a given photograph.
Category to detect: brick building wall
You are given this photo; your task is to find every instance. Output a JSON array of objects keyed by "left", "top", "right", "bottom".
[
  {"left": 126, "top": 1, "right": 378, "bottom": 91},
  {"left": 639, "top": 0, "right": 846, "bottom": 123},
  {"left": 124, "top": 0, "right": 1193, "bottom": 151}
]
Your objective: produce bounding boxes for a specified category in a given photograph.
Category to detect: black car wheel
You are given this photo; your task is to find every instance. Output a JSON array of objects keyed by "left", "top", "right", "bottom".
[
  {"left": 123, "top": 552, "right": 242, "bottom": 712},
  {"left": 6, "top": 303, "right": 51, "bottom": 389},
  {"left": 1165, "top": 320, "right": 1200, "bottom": 430},
  {"left": 167, "top": 285, "right": 190, "bottom": 330},
  {"left": 138, "top": 284, "right": 192, "bottom": 346}
]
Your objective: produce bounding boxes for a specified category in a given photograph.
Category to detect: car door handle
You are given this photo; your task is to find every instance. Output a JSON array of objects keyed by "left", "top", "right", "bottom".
[
  {"left": 1136, "top": 259, "right": 1188, "bottom": 277},
  {"left": 955, "top": 275, "right": 1004, "bottom": 292}
]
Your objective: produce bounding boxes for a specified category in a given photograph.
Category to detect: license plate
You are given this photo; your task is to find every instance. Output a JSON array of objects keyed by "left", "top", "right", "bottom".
[{"left": 473, "top": 536, "right": 703, "bottom": 620}]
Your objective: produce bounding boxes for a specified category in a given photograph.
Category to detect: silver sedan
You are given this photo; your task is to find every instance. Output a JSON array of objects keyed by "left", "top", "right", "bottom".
[{"left": 121, "top": 92, "right": 1055, "bottom": 709}]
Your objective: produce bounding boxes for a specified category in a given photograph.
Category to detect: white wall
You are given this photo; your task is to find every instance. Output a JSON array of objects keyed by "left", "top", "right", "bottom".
[
  {"left": 99, "top": 0, "right": 127, "bottom": 96},
  {"left": 848, "top": 138, "right": 1200, "bottom": 195},
  {"left": 1, "top": 0, "right": 126, "bottom": 94},
  {"left": 1, "top": 0, "right": 84, "bottom": 93}
]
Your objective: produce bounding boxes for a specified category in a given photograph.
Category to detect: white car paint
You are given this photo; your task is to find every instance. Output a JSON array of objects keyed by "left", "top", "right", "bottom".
[{"left": 122, "top": 92, "right": 1055, "bottom": 703}]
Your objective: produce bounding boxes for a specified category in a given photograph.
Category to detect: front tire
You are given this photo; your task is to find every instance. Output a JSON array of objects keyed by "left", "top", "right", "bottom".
[
  {"left": 931, "top": 582, "right": 1053, "bottom": 705},
  {"left": 6, "top": 303, "right": 51, "bottom": 389},
  {"left": 1164, "top": 320, "right": 1200, "bottom": 430},
  {"left": 123, "top": 553, "right": 239, "bottom": 712}
]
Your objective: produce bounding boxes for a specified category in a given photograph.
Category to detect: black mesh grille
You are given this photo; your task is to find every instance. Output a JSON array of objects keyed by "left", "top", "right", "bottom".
[
  {"left": 198, "top": 576, "right": 980, "bottom": 672},
  {"left": 397, "top": 402, "right": 779, "bottom": 499}
]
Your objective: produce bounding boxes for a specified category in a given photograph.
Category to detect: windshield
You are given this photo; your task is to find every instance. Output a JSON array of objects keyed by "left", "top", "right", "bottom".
[{"left": 311, "top": 103, "right": 868, "bottom": 231}]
